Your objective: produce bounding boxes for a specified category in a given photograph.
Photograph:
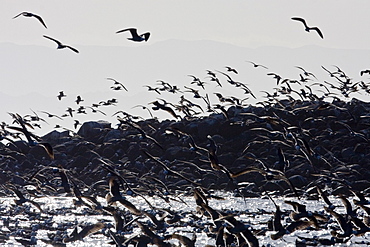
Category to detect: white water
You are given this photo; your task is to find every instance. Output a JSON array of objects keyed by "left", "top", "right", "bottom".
[{"left": 1, "top": 193, "right": 369, "bottom": 246}]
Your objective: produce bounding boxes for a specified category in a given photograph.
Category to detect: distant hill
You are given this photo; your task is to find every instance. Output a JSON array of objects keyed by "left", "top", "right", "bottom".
[{"left": 0, "top": 40, "right": 369, "bottom": 135}]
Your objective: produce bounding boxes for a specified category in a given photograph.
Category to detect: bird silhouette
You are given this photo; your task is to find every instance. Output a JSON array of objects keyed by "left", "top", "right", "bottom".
[
  {"left": 57, "top": 91, "right": 66, "bottom": 100},
  {"left": 63, "top": 222, "right": 104, "bottom": 243},
  {"left": 13, "top": 12, "right": 47, "bottom": 28},
  {"left": 107, "top": 77, "right": 128, "bottom": 91},
  {"left": 43, "top": 35, "right": 79, "bottom": 53},
  {"left": 247, "top": 61, "right": 268, "bottom": 69},
  {"left": 116, "top": 28, "right": 150, "bottom": 42},
  {"left": 9, "top": 186, "right": 43, "bottom": 212},
  {"left": 291, "top": 17, "right": 324, "bottom": 39}
]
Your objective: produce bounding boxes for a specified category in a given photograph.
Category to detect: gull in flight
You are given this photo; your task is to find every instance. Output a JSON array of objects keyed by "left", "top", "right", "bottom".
[
  {"left": 291, "top": 17, "right": 324, "bottom": 39},
  {"left": 116, "top": 28, "right": 150, "bottom": 42},
  {"left": 43, "top": 35, "right": 79, "bottom": 53},
  {"left": 13, "top": 12, "right": 47, "bottom": 28}
]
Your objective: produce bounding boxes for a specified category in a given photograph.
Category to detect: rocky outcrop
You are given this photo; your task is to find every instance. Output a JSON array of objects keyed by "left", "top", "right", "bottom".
[{"left": 0, "top": 99, "right": 369, "bottom": 198}]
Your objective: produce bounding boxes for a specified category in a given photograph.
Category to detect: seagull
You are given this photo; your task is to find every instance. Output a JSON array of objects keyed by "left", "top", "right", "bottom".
[
  {"left": 116, "top": 28, "right": 150, "bottom": 42},
  {"left": 57, "top": 91, "right": 66, "bottom": 100},
  {"left": 247, "top": 61, "right": 268, "bottom": 69},
  {"left": 291, "top": 17, "right": 324, "bottom": 39},
  {"left": 13, "top": 12, "right": 47, "bottom": 28},
  {"left": 225, "top": 66, "right": 238, "bottom": 74},
  {"left": 39, "top": 111, "right": 63, "bottom": 120},
  {"left": 107, "top": 77, "right": 128, "bottom": 91},
  {"left": 43, "top": 35, "right": 79, "bottom": 53},
  {"left": 63, "top": 222, "right": 104, "bottom": 243},
  {"left": 75, "top": 95, "right": 84, "bottom": 104}
]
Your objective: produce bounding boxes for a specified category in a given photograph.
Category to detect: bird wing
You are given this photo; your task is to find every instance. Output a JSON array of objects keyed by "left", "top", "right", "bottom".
[
  {"left": 29, "top": 200, "right": 43, "bottom": 212},
  {"left": 33, "top": 14, "right": 47, "bottom": 28},
  {"left": 116, "top": 28, "right": 138, "bottom": 36},
  {"left": 118, "top": 82, "right": 128, "bottom": 91},
  {"left": 38, "top": 142, "right": 54, "bottom": 159},
  {"left": 312, "top": 27, "right": 324, "bottom": 39},
  {"left": 291, "top": 17, "right": 308, "bottom": 28},
  {"left": 12, "top": 13, "right": 24, "bottom": 19},
  {"left": 78, "top": 222, "right": 105, "bottom": 240},
  {"left": 142, "top": 32, "right": 150, "bottom": 41},
  {"left": 10, "top": 187, "right": 26, "bottom": 200},
  {"left": 230, "top": 167, "right": 266, "bottom": 178},
  {"left": 117, "top": 197, "right": 142, "bottom": 216},
  {"left": 43, "top": 35, "right": 61, "bottom": 45},
  {"left": 66, "top": 45, "right": 79, "bottom": 53}
]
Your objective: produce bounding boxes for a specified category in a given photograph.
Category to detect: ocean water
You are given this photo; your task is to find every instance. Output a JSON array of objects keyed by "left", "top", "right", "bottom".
[{"left": 1, "top": 192, "right": 369, "bottom": 246}]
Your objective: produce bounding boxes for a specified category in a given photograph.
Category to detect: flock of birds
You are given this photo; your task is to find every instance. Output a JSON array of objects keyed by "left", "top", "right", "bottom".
[
  {"left": 0, "top": 10, "right": 369, "bottom": 247},
  {"left": 13, "top": 11, "right": 150, "bottom": 54},
  {"left": 12, "top": 11, "right": 323, "bottom": 54}
]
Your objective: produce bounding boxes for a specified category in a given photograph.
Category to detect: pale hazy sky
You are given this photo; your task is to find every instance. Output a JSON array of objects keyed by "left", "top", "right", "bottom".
[
  {"left": 1, "top": 1, "right": 370, "bottom": 49},
  {"left": 1, "top": 1, "right": 370, "bottom": 135}
]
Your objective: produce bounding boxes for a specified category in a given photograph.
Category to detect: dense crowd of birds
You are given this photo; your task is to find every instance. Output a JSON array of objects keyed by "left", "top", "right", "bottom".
[
  {"left": 1, "top": 10, "right": 370, "bottom": 247},
  {"left": 0, "top": 61, "right": 369, "bottom": 246}
]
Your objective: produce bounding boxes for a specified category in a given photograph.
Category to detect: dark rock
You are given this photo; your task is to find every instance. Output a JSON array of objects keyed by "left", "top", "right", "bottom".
[
  {"left": 287, "top": 175, "right": 307, "bottom": 189},
  {"left": 42, "top": 130, "right": 71, "bottom": 144},
  {"left": 77, "top": 120, "right": 112, "bottom": 143}
]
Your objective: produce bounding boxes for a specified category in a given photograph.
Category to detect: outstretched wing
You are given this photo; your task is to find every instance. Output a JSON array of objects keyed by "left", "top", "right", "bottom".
[
  {"left": 291, "top": 17, "right": 308, "bottom": 28},
  {"left": 33, "top": 14, "right": 47, "bottom": 28},
  {"left": 43, "top": 35, "right": 61, "bottom": 45},
  {"left": 13, "top": 12, "right": 24, "bottom": 19},
  {"left": 66, "top": 45, "right": 79, "bottom": 53},
  {"left": 116, "top": 28, "right": 138, "bottom": 36},
  {"left": 312, "top": 27, "right": 324, "bottom": 39}
]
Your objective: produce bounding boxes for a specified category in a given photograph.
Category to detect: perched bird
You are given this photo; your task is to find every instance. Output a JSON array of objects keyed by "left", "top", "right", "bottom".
[
  {"left": 43, "top": 35, "right": 79, "bottom": 53},
  {"left": 291, "top": 17, "right": 324, "bottom": 39},
  {"left": 116, "top": 28, "right": 150, "bottom": 42},
  {"left": 13, "top": 12, "right": 47, "bottom": 28}
]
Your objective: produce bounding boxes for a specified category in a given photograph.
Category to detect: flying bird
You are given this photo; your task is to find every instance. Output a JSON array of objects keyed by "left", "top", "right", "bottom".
[
  {"left": 107, "top": 78, "right": 128, "bottom": 91},
  {"left": 13, "top": 12, "right": 47, "bottom": 28},
  {"left": 57, "top": 91, "right": 66, "bottom": 100},
  {"left": 225, "top": 66, "right": 238, "bottom": 74},
  {"left": 63, "top": 222, "right": 104, "bottom": 243},
  {"left": 43, "top": 35, "right": 79, "bottom": 53},
  {"left": 247, "top": 61, "right": 268, "bottom": 69},
  {"left": 291, "top": 17, "right": 324, "bottom": 39},
  {"left": 116, "top": 28, "right": 150, "bottom": 42}
]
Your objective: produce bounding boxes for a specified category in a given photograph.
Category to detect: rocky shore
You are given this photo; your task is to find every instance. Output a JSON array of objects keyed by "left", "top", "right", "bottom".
[
  {"left": 0, "top": 97, "right": 370, "bottom": 246},
  {"left": 1, "top": 98, "right": 369, "bottom": 198}
]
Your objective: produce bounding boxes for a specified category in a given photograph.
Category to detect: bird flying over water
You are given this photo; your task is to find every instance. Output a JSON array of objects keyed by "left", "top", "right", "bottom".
[
  {"left": 43, "top": 35, "right": 79, "bottom": 53},
  {"left": 116, "top": 28, "right": 150, "bottom": 42},
  {"left": 291, "top": 17, "right": 324, "bottom": 39},
  {"left": 13, "top": 12, "right": 47, "bottom": 28}
]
